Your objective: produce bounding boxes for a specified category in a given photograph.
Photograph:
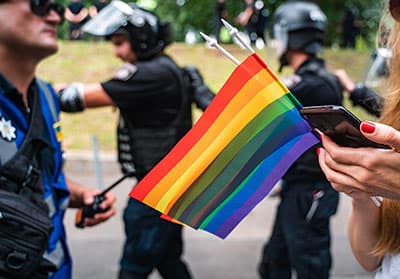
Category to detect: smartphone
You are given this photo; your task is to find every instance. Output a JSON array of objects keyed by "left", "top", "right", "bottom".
[{"left": 300, "top": 105, "right": 389, "bottom": 149}]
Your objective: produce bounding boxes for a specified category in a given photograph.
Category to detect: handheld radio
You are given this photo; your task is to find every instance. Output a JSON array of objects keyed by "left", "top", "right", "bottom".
[{"left": 75, "top": 171, "right": 135, "bottom": 228}]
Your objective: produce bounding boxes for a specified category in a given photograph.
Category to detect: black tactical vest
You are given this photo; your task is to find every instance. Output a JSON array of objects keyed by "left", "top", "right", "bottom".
[{"left": 120, "top": 57, "right": 192, "bottom": 180}]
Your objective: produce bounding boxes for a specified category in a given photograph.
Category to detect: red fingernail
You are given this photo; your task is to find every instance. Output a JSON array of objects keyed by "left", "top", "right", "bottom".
[
  {"left": 360, "top": 121, "right": 376, "bottom": 134},
  {"left": 316, "top": 147, "right": 320, "bottom": 155}
]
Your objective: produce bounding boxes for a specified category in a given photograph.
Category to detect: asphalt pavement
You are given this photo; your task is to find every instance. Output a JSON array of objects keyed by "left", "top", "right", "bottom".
[{"left": 63, "top": 151, "right": 374, "bottom": 279}]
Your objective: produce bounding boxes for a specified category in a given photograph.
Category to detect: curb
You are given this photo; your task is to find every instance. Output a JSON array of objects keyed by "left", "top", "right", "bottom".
[{"left": 63, "top": 150, "right": 120, "bottom": 174}]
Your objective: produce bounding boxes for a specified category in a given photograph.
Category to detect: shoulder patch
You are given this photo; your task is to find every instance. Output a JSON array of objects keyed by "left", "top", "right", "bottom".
[
  {"left": 113, "top": 63, "right": 138, "bottom": 81},
  {"left": 281, "top": 74, "right": 302, "bottom": 88}
]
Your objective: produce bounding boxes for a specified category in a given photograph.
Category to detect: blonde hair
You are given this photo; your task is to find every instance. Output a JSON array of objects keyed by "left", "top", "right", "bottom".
[
  {"left": 372, "top": 6, "right": 400, "bottom": 257},
  {"left": 380, "top": 23, "right": 400, "bottom": 127}
]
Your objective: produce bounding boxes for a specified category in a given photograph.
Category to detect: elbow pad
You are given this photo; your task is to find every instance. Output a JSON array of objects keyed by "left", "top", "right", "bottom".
[
  {"left": 183, "top": 65, "right": 215, "bottom": 111},
  {"left": 183, "top": 65, "right": 204, "bottom": 87},
  {"left": 57, "top": 83, "right": 85, "bottom": 112},
  {"left": 193, "top": 84, "right": 215, "bottom": 111}
]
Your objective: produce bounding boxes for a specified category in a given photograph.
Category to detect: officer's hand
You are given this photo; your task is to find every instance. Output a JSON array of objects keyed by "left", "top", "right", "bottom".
[
  {"left": 81, "top": 189, "right": 116, "bottom": 227},
  {"left": 56, "top": 83, "right": 86, "bottom": 112}
]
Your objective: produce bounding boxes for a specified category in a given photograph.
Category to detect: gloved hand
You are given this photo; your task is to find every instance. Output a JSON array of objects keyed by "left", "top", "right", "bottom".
[{"left": 57, "top": 83, "right": 85, "bottom": 112}]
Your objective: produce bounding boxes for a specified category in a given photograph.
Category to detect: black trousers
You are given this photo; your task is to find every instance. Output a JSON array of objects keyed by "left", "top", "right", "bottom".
[
  {"left": 119, "top": 199, "right": 192, "bottom": 279},
  {"left": 258, "top": 181, "right": 339, "bottom": 279}
]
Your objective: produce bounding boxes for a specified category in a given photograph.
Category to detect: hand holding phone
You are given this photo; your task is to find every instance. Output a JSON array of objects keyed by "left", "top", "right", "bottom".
[{"left": 300, "top": 105, "right": 389, "bottom": 149}]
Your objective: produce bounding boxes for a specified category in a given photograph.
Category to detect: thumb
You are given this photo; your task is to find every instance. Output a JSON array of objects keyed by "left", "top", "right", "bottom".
[{"left": 360, "top": 121, "right": 400, "bottom": 150}]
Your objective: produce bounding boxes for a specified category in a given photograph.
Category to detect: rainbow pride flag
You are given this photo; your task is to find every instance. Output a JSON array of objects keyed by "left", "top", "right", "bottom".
[{"left": 130, "top": 53, "right": 319, "bottom": 238}]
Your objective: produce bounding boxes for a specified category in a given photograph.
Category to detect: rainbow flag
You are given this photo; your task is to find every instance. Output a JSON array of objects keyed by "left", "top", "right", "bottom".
[{"left": 129, "top": 53, "right": 319, "bottom": 238}]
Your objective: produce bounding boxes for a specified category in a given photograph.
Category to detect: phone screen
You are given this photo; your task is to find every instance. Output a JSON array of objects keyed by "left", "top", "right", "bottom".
[{"left": 300, "top": 105, "right": 389, "bottom": 149}]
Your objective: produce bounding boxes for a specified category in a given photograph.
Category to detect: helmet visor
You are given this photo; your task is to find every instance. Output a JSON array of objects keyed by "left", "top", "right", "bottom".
[
  {"left": 82, "top": 0, "right": 133, "bottom": 36},
  {"left": 361, "top": 48, "right": 392, "bottom": 88},
  {"left": 272, "top": 23, "right": 288, "bottom": 57}
]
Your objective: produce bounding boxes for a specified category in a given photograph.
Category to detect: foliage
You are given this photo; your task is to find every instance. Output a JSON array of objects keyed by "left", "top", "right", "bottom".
[
  {"left": 315, "top": 0, "right": 385, "bottom": 46},
  {"left": 58, "top": 0, "right": 385, "bottom": 47},
  {"left": 134, "top": 0, "right": 385, "bottom": 46}
]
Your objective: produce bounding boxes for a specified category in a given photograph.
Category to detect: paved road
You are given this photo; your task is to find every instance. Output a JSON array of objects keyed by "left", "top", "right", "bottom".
[{"left": 63, "top": 152, "right": 374, "bottom": 279}]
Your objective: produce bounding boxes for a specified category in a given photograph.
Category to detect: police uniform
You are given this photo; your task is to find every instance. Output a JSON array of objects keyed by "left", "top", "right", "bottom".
[
  {"left": 0, "top": 75, "right": 71, "bottom": 279},
  {"left": 101, "top": 54, "right": 194, "bottom": 278},
  {"left": 259, "top": 57, "right": 342, "bottom": 279}
]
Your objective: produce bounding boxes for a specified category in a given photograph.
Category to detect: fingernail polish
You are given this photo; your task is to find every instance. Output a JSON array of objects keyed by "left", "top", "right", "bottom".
[
  {"left": 361, "top": 121, "right": 376, "bottom": 134},
  {"left": 316, "top": 147, "right": 320, "bottom": 155}
]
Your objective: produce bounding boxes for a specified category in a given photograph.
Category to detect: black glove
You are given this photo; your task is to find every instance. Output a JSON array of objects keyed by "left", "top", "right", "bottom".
[{"left": 57, "top": 83, "right": 85, "bottom": 112}]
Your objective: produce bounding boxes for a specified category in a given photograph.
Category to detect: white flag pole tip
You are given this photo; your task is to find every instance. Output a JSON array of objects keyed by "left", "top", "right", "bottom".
[
  {"left": 221, "top": 18, "right": 255, "bottom": 54},
  {"left": 200, "top": 32, "right": 240, "bottom": 65}
]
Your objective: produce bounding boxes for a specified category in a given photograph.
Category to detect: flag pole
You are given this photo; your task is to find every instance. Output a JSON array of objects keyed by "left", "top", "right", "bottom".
[
  {"left": 200, "top": 32, "right": 240, "bottom": 65},
  {"left": 221, "top": 19, "right": 255, "bottom": 54}
]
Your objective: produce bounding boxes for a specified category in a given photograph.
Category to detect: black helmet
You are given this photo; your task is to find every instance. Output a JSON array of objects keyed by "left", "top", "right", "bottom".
[
  {"left": 82, "top": 1, "right": 172, "bottom": 60},
  {"left": 272, "top": 1, "right": 327, "bottom": 69}
]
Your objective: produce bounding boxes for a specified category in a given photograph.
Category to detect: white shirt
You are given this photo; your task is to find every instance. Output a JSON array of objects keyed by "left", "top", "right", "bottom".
[{"left": 376, "top": 253, "right": 400, "bottom": 278}]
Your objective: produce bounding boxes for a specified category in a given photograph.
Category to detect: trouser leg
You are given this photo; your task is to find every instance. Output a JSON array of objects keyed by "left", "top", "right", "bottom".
[
  {"left": 157, "top": 225, "right": 192, "bottom": 279},
  {"left": 280, "top": 185, "right": 338, "bottom": 279},
  {"left": 119, "top": 199, "right": 192, "bottom": 279},
  {"left": 258, "top": 202, "right": 291, "bottom": 279}
]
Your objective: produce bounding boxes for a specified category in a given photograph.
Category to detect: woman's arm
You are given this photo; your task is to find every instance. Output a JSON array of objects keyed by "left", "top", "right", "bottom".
[{"left": 348, "top": 194, "right": 382, "bottom": 271}]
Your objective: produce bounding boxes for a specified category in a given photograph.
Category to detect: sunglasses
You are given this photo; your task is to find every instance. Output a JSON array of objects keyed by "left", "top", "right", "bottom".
[
  {"left": 390, "top": 0, "right": 400, "bottom": 22},
  {"left": 30, "top": 0, "right": 65, "bottom": 23}
]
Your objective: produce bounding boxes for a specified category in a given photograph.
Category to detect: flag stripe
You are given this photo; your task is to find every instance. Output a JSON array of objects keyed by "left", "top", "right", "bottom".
[
  {"left": 199, "top": 138, "right": 300, "bottom": 231},
  {"left": 202, "top": 132, "right": 318, "bottom": 238},
  {"left": 130, "top": 55, "right": 264, "bottom": 200},
  {"left": 168, "top": 95, "right": 296, "bottom": 220}
]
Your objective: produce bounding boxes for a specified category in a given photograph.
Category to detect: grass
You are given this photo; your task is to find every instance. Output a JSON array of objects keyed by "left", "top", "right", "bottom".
[{"left": 37, "top": 41, "right": 375, "bottom": 151}]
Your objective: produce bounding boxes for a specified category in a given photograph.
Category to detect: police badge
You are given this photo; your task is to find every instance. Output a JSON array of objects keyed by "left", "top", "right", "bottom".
[{"left": 0, "top": 117, "right": 16, "bottom": 142}]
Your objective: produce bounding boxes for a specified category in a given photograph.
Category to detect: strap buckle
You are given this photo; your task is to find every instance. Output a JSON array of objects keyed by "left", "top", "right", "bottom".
[{"left": 22, "top": 164, "right": 40, "bottom": 189}]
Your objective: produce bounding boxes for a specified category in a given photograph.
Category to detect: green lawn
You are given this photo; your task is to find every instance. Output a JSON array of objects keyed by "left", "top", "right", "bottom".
[{"left": 37, "top": 41, "right": 376, "bottom": 151}]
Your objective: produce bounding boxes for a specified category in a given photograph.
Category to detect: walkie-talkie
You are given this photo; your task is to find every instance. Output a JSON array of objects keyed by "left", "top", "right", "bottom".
[{"left": 75, "top": 171, "right": 135, "bottom": 228}]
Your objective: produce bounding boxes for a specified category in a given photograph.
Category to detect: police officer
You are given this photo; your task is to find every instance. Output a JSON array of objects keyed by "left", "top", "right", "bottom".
[
  {"left": 57, "top": 1, "right": 215, "bottom": 278},
  {"left": 257, "top": 2, "right": 343, "bottom": 279},
  {"left": 0, "top": 0, "right": 116, "bottom": 278}
]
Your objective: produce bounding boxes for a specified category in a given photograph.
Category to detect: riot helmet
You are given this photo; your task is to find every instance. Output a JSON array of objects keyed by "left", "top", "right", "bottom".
[
  {"left": 272, "top": 1, "right": 327, "bottom": 70},
  {"left": 82, "top": 0, "right": 172, "bottom": 60}
]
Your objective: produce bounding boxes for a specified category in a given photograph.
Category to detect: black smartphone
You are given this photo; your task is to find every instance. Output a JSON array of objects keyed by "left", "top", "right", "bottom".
[{"left": 300, "top": 105, "right": 389, "bottom": 149}]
